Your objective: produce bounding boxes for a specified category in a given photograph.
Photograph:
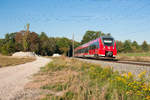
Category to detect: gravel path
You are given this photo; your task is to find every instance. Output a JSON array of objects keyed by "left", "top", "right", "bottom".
[
  {"left": 78, "top": 58, "right": 150, "bottom": 77},
  {"left": 0, "top": 57, "right": 51, "bottom": 100}
]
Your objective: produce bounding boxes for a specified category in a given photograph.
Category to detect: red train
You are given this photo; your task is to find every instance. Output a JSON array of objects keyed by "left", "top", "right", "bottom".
[{"left": 74, "top": 36, "right": 117, "bottom": 58}]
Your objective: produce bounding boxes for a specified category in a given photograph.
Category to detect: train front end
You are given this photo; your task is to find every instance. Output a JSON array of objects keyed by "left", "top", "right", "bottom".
[{"left": 99, "top": 36, "right": 117, "bottom": 58}]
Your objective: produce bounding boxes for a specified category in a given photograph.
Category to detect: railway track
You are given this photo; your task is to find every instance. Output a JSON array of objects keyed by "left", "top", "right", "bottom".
[
  {"left": 77, "top": 57, "right": 150, "bottom": 67},
  {"left": 115, "top": 60, "right": 150, "bottom": 66}
]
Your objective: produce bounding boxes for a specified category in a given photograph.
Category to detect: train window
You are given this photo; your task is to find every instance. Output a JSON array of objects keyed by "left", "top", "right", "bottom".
[
  {"left": 89, "top": 43, "right": 95, "bottom": 50},
  {"left": 82, "top": 48, "right": 84, "bottom": 53},
  {"left": 82, "top": 48, "right": 85, "bottom": 53},
  {"left": 96, "top": 41, "right": 99, "bottom": 49},
  {"left": 102, "top": 38, "right": 114, "bottom": 46},
  {"left": 90, "top": 45, "right": 92, "bottom": 50},
  {"left": 94, "top": 44, "right": 95, "bottom": 49},
  {"left": 84, "top": 48, "right": 86, "bottom": 53},
  {"left": 85, "top": 47, "right": 88, "bottom": 53},
  {"left": 92, "top": 44, "right": 94, "bottom": 49},
  {"left": 90, "top": 42, "right": 98, "bottom": 49}
]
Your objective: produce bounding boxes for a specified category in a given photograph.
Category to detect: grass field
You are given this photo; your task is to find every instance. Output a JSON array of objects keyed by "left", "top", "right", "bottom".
[
  {"left": 118, "top": 52, "right": 150, "bottom": 62},
  {"left": 26, "top": 57, "right": 150, "bottom": 100},
  {"left": 0, "top": 55, "right": 36, "bottom": 67},
  {"left": 119, "top": 52, "right": 150, "bottom": 57}
]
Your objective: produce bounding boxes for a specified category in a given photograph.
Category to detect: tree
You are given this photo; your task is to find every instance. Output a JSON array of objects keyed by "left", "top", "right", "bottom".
[
  {"left": 55, "top": 37, "right": 72, "bottom": 54},
  {"left": 23, "top": 32, "right": 30, "bottom": 51},
  {"left": 39, "top": 32, "right": 49, "bottom": 55},
  {"left": 0, "top": 33, "right": 16, "bottom": 55},
  {"left": 55, "top": 37, "right": 80, "bottom": 56},
  {"left": 132, "top": 41, "right": 139, "bottom": 48},
  {"left": 5, "top": 33, "right": 16, "bottom": 42},
  {"left": 132, "top": 41, "right": 140, "bottom": 52},
  {"left": 39, "top": 32, "right": 56, "bottom": 56},
  {"left": 15, "top": 32, "right": 24, "bottom": 51},
  {"left": 49, "top": 37, "right": 56, "bottom": 54},
  {"left": 15, "top": 32, "right": 24, "bottom": 44},
  {"left": 0, "top": 30, "right": 80, "bottom": 56},
  {"left": 74, "top": 41, "right": 80, "bottom": 48},
  {"left": 0, "top": 39, "right": 5, "bottom": 52},
  {"left": 123, "top": 40, "right": 132, "bottom": 53},
  {"left": 28, "top": 32, "right": 40, "bottom": 53},
  {"left": 81, "top": 30, "right": 110, "bottom": 44},
  {"left": 141, "top": 41, "right": 149, "bottom": 52},
  {"left": 15, "top": 31, "right": 40, "bottom": 52},
  {"left": 116, "top": 40, "right": 124, "bottom": 52}
]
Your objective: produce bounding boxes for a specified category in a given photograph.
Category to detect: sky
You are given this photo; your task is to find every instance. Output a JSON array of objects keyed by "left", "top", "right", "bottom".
[{"left": 0, "top": 0, "right": 150, "bottom": 44}]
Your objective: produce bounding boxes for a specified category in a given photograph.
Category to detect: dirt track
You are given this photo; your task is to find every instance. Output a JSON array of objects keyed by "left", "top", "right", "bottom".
[{"left": 0, "top": 57, "right": 51, "bottom": 100}]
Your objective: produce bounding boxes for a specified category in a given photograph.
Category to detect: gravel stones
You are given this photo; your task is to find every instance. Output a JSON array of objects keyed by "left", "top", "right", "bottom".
[{"left": 12, "top": 52, "right": 37, "bottom": 58}]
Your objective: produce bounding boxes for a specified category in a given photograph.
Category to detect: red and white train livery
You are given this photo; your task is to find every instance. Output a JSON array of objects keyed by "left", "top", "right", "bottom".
[{"left": 74, "top": 36, "right": 117, "bottom": 58}]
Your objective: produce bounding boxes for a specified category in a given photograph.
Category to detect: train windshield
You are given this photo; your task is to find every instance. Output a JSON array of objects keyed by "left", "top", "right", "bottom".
[{"left": 102, "top": 38, "right": 114, "bottom": 46}]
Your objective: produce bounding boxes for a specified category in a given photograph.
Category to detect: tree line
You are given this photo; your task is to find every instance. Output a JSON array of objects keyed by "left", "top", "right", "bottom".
[
  {"left": 0, "top": 30, "right": 80, "bottom": 56},
  {"left": 116, "top": 40, "right": 149, "bottom": 53},
  {"left": 0, "top": 30, "right": 149, "bottom": 56}
]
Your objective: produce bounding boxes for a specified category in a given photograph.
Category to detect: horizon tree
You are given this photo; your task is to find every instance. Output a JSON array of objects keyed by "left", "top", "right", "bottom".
[
  {"left": 81, "top": 30, "right": 111, "bottom": 44},
  {"left": 141, "top": 40, "right": 149, "bottom": 52},
  {"left": 123, "top": 40, "right": 132, "bottom": 53}
]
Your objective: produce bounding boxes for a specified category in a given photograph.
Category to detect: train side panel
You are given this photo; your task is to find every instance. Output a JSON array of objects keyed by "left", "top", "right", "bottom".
[
  {"left": 98, "top": 38, "right": 105, "bottom": 57},
  {"left": 74, "top": 36, "right": 117, "bottom": 58}
]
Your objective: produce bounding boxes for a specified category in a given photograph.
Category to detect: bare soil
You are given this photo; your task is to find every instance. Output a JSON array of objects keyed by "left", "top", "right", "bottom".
[{"left": 0, "top": 57, "right": 51, "bottom": 100}]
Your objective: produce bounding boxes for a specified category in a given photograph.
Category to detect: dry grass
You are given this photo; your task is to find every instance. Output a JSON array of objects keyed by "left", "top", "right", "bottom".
[
  {"left": 23, "top": 57, "right": 150, "bottom": 100},
  {"left": 25, "top": 57, "right": 112, "bottom": 100},
  {"left": 24, "top": 57, "right": 150, "bottom": 100},
  {"left": 0, "top": 55, "right": 36, "bottom": 67},
  {"left": 117, "top": 52, "right": 150, "bottom": 62}
]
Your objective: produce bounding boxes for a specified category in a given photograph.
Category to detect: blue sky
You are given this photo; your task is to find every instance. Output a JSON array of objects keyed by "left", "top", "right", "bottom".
[{"left": 0, "top": 0, "right": 150, "bottom": 44}]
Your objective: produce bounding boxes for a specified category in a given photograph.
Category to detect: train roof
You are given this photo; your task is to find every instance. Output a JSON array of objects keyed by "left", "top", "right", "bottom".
[
  {"left": 101, "top": 36, "right": 114, "bottom": 39},
  {"left": 82, "top": 36, "right": 114, "bottom": 46},
  {"left": 75, "top": 36, "right": 114, "bottom": 50},
  {"left": 81, "top": 38, "right": 99, "bottom": 47}
]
